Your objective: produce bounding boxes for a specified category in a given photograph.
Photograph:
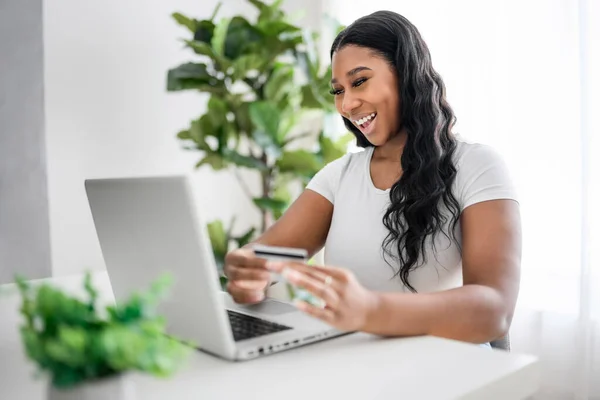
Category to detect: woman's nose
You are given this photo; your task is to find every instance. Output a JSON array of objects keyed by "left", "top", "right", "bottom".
[{"left": 341, "top": 93, "right": 361, "bottom": 115}]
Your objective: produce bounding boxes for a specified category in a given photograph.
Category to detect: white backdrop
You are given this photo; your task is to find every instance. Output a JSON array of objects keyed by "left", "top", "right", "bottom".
[{"left": 327, "top": 0, "right": 600, "bottom": 398}]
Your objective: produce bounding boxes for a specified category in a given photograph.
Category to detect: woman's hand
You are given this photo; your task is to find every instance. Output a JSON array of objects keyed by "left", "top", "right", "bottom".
[
  {"left": 223, "top": 247, "right": 270, "bottom": 304},
  {"left": 265, "top": 261, "right": 379, "bottom": 332}
]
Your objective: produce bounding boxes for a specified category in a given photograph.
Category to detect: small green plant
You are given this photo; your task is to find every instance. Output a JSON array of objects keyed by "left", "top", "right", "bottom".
[
  {"left": 16, "top": 272, "right": 191, "bottom": 389},
  {"left": 167, "top": 0, "right": 348, "bottom": 274}
]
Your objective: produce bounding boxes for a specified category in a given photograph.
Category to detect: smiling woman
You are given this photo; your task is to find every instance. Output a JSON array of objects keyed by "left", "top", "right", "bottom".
[
  {"left": 223, "top": 10, "right": 521, "bottom": 347},
  {"left": 329, "top": 48, "right": 400, "bottom": 147}
]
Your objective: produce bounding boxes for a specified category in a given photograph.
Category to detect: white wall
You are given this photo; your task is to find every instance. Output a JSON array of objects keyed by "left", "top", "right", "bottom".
[{"left": 43, "top": 0, "right": 324, "bottom": 276}]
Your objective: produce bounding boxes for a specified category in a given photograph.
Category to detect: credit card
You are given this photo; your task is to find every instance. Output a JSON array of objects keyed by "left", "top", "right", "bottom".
[
  {"left": 252, "top": 244, "right": 308, "bottom": 262},
  {"left": 251, "top": 244, "right": 325, "bottom": 308}
]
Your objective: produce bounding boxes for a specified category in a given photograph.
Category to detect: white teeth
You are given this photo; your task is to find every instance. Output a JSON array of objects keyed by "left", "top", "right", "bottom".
[{"left": 354, "top": 113, "right": 376, "bottom": 126}]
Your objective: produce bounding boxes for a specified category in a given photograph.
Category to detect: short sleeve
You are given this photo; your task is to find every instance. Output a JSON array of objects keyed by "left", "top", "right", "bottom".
[
  {"left": 455, "top": 143, "right": 518, "bottom": 211},
  {"left": 305, "top": 154, "right": 351, "bottom": 204}
]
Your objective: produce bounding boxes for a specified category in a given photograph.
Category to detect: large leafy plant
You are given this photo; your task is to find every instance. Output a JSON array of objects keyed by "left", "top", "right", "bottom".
[
  {"left": 16, "top": 272, "right": 191, "bottom": 389},
  {"left": 167, "top": 0, "right": 348, "bottom": 272}
]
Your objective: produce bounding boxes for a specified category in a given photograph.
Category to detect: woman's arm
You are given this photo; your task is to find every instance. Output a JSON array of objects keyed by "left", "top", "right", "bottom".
[
  {"left": 249, "top": 189, "right": 334, "bottom": 258},
  {"left": 363, "top": 199, "right": 522, "bottom": 343}
]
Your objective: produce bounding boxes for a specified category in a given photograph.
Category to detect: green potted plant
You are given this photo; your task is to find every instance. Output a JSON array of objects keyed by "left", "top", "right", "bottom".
[
  {"left": 166, "top": 0, "right": 348, "bottom": 279},
  {"left": 15, "top": 272, "right": 191, "bottom": 400}
]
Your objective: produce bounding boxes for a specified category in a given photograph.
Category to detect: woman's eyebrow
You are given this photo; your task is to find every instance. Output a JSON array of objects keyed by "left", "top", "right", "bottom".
[{"left": 331, "top": 66, "right": 373, "bottom": 84}]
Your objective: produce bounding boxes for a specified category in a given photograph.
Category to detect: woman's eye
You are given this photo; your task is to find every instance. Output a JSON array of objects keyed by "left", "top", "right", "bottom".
[
  {"left": 353, "top": 78, "right": 367, "bottom": 87},
  {"left": 329, "top": 78, "right": 367, "bottom": 95}
]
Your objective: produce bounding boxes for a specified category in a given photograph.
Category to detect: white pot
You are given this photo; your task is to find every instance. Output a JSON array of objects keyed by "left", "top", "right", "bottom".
[{"left": 47, "top": 374, "right": 136, "bottom": 400}]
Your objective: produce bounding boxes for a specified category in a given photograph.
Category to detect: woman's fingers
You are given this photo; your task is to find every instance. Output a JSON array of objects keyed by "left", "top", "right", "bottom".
[
  {"left": 225, "top": 264, "right": 270, "bottom": 282},
  {"left": 266, "top": 260, "right": 346, "bottom": 281},
  {"left": 282, "top": 268, "right": 340, "bottom": 308},
  {"left": 223, "top": 248, "right": 272, "bottom": 304},
  {"left": 225, "top": 248, "right": 267, "bottom": 268},
  {"left": 227, "top": 280, "right": 267, "bottom": 304},
  {"left": 295, "top": 300, "right": 336, "bottom": 323}
]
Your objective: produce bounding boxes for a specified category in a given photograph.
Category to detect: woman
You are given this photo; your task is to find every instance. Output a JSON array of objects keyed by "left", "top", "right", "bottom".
[{"left": 224, "top": 10, "right": 521, "bottom": 345}]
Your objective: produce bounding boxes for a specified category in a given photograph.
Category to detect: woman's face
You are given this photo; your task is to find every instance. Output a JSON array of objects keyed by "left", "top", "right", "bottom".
[{"left": 331, "top": 45, "right": 401, "bottom": 147}]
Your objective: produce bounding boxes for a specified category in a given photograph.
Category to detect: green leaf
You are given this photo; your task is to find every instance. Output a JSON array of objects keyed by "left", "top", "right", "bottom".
[
  {"left": 183, "top": 40, "right": 230, "bottom": 71},
  {"left": 172, "top": 12, "right": 197, "bottom": 33},
  {"left": 272, "top": 184, "right": 292, "bottom": 219},
  {"left": 234, "top": 227, "right": 256, "bottom": 248},
  {"left": 221, "top": 148, "right": 267, "bottom": 170},
  {"left": 188, "top": 120, "right": 211, "bottom": 151},
  {"left": 301, "top": 84, "right": 329, "bottom": 109},
  {"left": 319, "top": 134, "right": 349, "bottom": 164},
  {"left": 196, "top": 111, "right": 229, "bottom": 154},
  {"left": 207, "top": 220, "right": 228, "bottom": 269},
  {"left": 232, "top": 102, "right": 253, "bottom": 135},
  {"left": 260, "top": 36, "right": 301, "bottom": 62},
  {"left": 193, "top": 20, "right": 215, "bottom": 43},
  {"left": 252, "top": 197, "right": 288, "bottom": 213},
  {"left": 223, "top": 17, "right": 263, "bottom": 60},
  {"left": 258, "top": 20, "right": 301, "bottom": 37},
  {"left": 318, "top": 65, "right": 335, "bottom": 99},
  {"left": 274, "top": 179, "right": 292, "bottom": 202},
  {"left": 183, "top": 40, "right": 214, "bottom": 57},
  {"left": 247, "top": 0, "right": 270, "bottom": 13},
  {"left": 271, "top": 0, "right": 285, "bottom": 11},
  {"left": 168, "top": 63, "right": 210, "bottom": 80},
  {"left": 264, "top": 64, "right": 294, "bottom": 103},
  {"left": 249, "top": 0, "right": 285, "bottom": 23},
  {"left": 279, "top": 109, "right": 313, "bottom": 144},
  {"left": 337, "top": 133, "right": 355, "bottom": 147},
  {"left": 219, "top": 275, "right": 228, "bottom": 290},
  {"left": 278, "top": 115, "right": 298, "bottom": 144},
  {"left": 231, "top": 55, "right": 266, "bottom": 80},
  {"left": 176, "top": 130, "right": 191, "bottom": 140},
  {"left": 198, "top": 114, "right": 215, "bottom": 137},
  {"left": 276, "top": 150, "right": 322, "bottom": 176},
  {"left": 211, "top": 17, "right": 230, "bottom": 56},
  {"left": 195, "top": 153, "right": 227, "bottom": 170},
  {"left": 295, "top": 50, "right": 318, "bottom": 82},
  {"left": 166, "top": 63, "right": 221, "bottom": 92},
  {"left": 207, "top": 97, "right": 228, "bottom": 128},
  {"left": 249, "top": 101, "right": 281, "bottom": 150}
]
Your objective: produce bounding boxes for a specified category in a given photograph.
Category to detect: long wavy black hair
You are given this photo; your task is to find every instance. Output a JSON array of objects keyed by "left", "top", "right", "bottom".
[{"left": 331, "top": 11, "right": 461, "bottom": 292}]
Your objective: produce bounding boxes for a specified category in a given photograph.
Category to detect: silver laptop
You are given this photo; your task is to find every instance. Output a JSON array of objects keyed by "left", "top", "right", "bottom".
[{"left": 84, "top": 175, "right": 347, "bottom": 361}]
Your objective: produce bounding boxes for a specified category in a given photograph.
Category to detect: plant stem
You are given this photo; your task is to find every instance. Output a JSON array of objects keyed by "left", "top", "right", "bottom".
[
  {"left": 260, "top": 153, "right": 274, "bottom": 233},
  {"left": 210, "top": 2, "right": 222, "bottom": 20},
  {"left": 282, "top": 131, "right": 312, "bottom": 146}
]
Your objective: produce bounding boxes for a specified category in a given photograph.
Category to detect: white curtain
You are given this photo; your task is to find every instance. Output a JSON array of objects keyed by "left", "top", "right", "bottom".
[{"left": 326, "top": 0, "right": 600, "bottom": 398}]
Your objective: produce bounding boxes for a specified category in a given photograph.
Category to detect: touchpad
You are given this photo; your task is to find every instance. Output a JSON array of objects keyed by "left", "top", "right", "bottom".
[{"left": 240, "top": 299, "right": 297, "bottom": 316}]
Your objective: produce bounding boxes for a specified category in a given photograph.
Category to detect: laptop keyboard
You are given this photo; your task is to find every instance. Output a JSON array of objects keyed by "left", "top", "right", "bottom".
[{"left": 227, "top": 310, "right": 292, "bottom": 342}]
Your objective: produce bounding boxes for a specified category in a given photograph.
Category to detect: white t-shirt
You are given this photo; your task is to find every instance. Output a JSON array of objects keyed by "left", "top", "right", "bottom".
[{"left": 306, "top": 138, "right": 518, "bottom": 293}]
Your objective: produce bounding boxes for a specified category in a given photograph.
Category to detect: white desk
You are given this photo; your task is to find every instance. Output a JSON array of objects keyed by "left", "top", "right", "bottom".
[{"left": 0, "top": 272, "right": 539, "bottom": 400}]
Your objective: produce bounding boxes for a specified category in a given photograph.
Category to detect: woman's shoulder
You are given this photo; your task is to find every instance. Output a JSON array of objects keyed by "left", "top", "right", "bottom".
[
  {"left": 305, "top": 146, "right": 372, "bottom": 203},
  {"left": 451, "top": 134, "right": 517, "bottom": 208},
  {"left": 322, "top": 146, "right": 372, "bottom": 176},
  {"left": 452, "top": 135, "right": 507, "bottom": 168}
]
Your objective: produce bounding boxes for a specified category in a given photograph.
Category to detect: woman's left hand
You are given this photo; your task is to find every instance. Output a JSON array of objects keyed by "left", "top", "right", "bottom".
[{"left": 265, "top": 261, "right": 379, "bottom": 332}]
